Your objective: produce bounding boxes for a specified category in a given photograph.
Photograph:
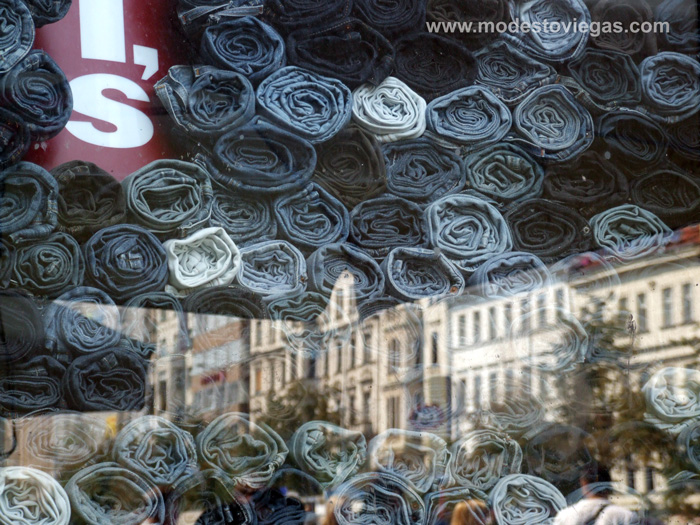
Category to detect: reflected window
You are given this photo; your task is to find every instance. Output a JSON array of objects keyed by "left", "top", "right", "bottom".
[
  {"left": 489, "top": 372, "right": 498, "bottom": 404},
  {"left": 537, "top": 293, "right": 546, "bottom": 326},
  {"left": 336, "top": 340, "right": 343, "bottom": 374},
  {"left": 431, "top": 332, "right": 439, "bottom": 364},
  {"left": 662, "top": 287, "right": 673, "bottom": 328},
  {"left": 473, "top": 311, "right": 481, "bottom": 343},
  {"left": 255, "top": 321, "right": 262, "bottom": 346},
  {"left": 363, "top": 331, "right": 372, "bottom": 364},
  {"left": 389, "top": 339, "right": 400, "bottom": 369},
  {"left": 474, "top": 375, "right": 482, "bottom": 409},
  {"left": 520, "top": 298, "right": 530, "bottom": 333},
  {"left": 458, "top": 314, "right": 466, "bottom": 344},
  {"left": 488, "top": 307, "right": 497, "bottom": 340},
  {"left": 254, "top": 368, "right": 262, "bottom": 393},
  {"left": 504, "top": 303, "right": 512, "bottom": 333},
  {"left": 307, "top": 355, "right": 316, "bottom": 379},
  {"left": 682, "top": 283, "right": 693, "bottom": 324},
  {"left": 637, "top": 293, "right": 648, "bottom": 332}
]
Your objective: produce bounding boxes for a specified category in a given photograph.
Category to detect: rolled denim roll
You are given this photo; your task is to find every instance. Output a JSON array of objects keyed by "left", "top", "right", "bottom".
[
  {"left": 0, "top": 355, "right": 64, "bottom": 413},
  {"left": 590, "top": 204, "right": 673, "bottom": 262},
  {"left": 447, "top": 430, "right": 522, "bottom": 491},
  {"left": 202, "top": 116, "right": 316, "bottom": 195},
  {"left": 473, "top": 40, "right": 556, "bottom": 106},
  {"left": 0, "top": 50, "right": 72, "bottom": 141},
  {"left": 655, "top": 0, "right": 699, "bottom": 55},
  {"left": 209, "top": 180, "right": 276, "bottom": 247},
  {"left": 630, "top": 169, "right": 700, "bottom": 229},
  {"left": 163, "top": 226, "right": 241, "bottom": 296},
  {"left": 567, "top": 48, "right": 641, "bottom": 111},
  {"left": 0, "top": 0, "right": 33, "bottom": 73},
  {"left": 468, "top": 251, "right": 550, "bottom": 299},
  {"left": 286, "top": 19, "right": 394, "bottom": 89},
  {"left": 63, "top": 348, "right": 148, "bottom": 411},
  {"left": 426, "top": 86, "right": 511, "bottom": 148},
  {"left": 511, "top": 85, "right": 594, "bottom": 163},
  {"left": 643, "top": 368, "right": 700, "bottom": 434},
  {"left": 0, "top": 240, "right": 14, "bottom": 288},
  {"left": 122, "top": 291, "right": 189, "bottom": 358},
  {"left": 334, "top": 472, "right": 425, "bottom": 525},
  {"left": 155, "top": 65, "right": 255, "bottom": 141},
  {"left": 667, "top": 117, "right": 700, "bottom": 168},
  {"left": 590, "top": 0, "right": 656, "bottom": 59},
  {"left": 114, "top": 416, "right": 198, "bottom": 488},
  {"left": 263, "top": 0, "right": 351, "bottom": 35},
  {"left": 83, "top": 224, "right": 168, "bottom": 302},
  {"left": 426, "top": 0, "right": 510, "bottom": 48},
  {"left": 0, "top": 467, "right": 70, "bottom": 525},
  {"left": 200, "top": 17, "right": 285, "bottom": 84},
  {"left": 352, "top": 77, "right": 426, "bottom": 143},
  {"left": 22, "top": 412, "right": 111, "bottom": 473},
  {"left": 490, "top": 474, "right": 566, "bottom": 525},
  {"left": 393, "top": 33, "right": 476, "bottom": 102},
  {"left": 51, "top": 161, "right": 127, "bottom": 242},
  {"left": 197, "top": 412, "right": 288, "bottom": 489},
  {"left": 678, "top": 420, "right": 700, "bottom": 471},
  {"left": 464, "top": 143, "right": 544, "bottom": 206},
  {"left": 123, "top": 159, "right": 213, "bottom": 238},
  {"left": 543, "top": 151, "right": 629, "bottom": 218},
  {"left": 183, "top": 284, "right": 267, "bottom": 318},
  {"left": 289, "top": 421, "right": 367, "bottom": 489},
  {"left": 485, "top": 375, "right": 546, "bottom": 437},
  {"left": 0, "top": 108, "right": 30, "bottom": 170},
  {"left": 252, "top": 487, "right": 308, "bottom": 525},
  {"left": 505, "top": 198, "right": 591, "bottom": 263},
  {"left": 381, "top": 247, "right": 464, "bottom": 302},
  {"left": 596, "top": 110, "right": 668, "bottom": 167},
  {"left": 237, "top": 240, "right": 307, "bottom": 301},
  {"left": 11, "top": 232, "right": 84, "bottom": 298},
  {"left": 350, "top": 195, "right": 427, "bottom": 259},
  {"left": 274, "top": 183, "right": 350, "bottom": 253},
  {"left": 0, "top": 290, "right": 43, "bottom": 364},
  {"left": 45, "top": 286, "right": 121, "bottom": 365},
  {"left": 177, "top": 0, "right": 264, "bottom": 36},
  {"left": 353, "top": 0, "right": 425, "bottom": 37},
  {"left": 257, "top": 66, "right": 352, "bottom": 143},
  {"left": 426, "top": 194, "right": 512, "bottom": 274},
  {"left": 504, "top": 0, "right": 590, "bottom": 64},
  {"left": 307, "top": 243, "right": 385, "bottom": 302},
  {"left": 0, "top": 161, "right": 58, "bottom": 243},
  {"left": 66, "top": 462, "right": 164, "bottom": 525},
  {"left": 383, "top": 136, "right": 465, "bottom": 205},
  {"left": 313, "top": 124, "right": 387, "bottom": 210},
  {"left": 640, "top": 52, "right": 700, "bottom": 123},
  {"left": 24, "top": 0, "right": 71, "bottom": 26},
  {"left": 424, "top": 488, "right": 490, "bottom": 525}
]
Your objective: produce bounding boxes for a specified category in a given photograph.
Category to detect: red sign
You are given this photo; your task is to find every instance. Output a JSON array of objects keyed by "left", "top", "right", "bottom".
[{"left": 26, "top": 0, "right": 188, "bottom": 180}]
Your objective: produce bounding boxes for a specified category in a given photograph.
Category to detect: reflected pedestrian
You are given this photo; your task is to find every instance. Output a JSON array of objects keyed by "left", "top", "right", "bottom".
[{"left": 450, "top": 500, "right": 492, "bottom": 525}]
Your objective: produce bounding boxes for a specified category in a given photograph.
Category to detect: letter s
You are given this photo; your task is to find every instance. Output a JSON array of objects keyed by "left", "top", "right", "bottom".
[{"left": 65, "top": 73, "right": 154, "bottom": 148}]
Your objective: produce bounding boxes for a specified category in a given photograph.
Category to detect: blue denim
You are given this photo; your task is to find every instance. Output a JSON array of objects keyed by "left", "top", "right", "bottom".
[
  {"left": 182, "top": 284, "right": 267, "bottom": 318},
  {"left": 200, "top": 16, "right": 286, "bottom": 84},
  {"left": 596, "top": 109, "right": 668, "bottom": 167},
  {"left": 0, "top": 108, "right": 30, "bottom": 170},
  {"left": 0, "top": 240, "right": 13, "bottom": 288},
  {"left": 668, "top": 118, "right": 700, "bottom": 168},
  {"left": 0, "top": 161, "right": 58, "bottom": 243},
  {"left": 0, "top": 0, "right": 34, "bottom": 73},
  {"left": 427, "top": 86, "right": 511, "bottom": 149},
  {"left": 640, "top": 52, "right": 700, "bottom": 123},
  {"left": 473, "top": 40, "right": 556, "bottom": 106},
  {"left": 155, "top": 65, "right": 255, "bottom": 142},
  {"left": 426, "top": 0, "right": 510, "bottom": 48},
  {"left": 468, "top": 251, "right": 551, "bottom": 300},
  {"left": 252, "top": 488, "right": 309, "bottom": 524},
  {"left": 178, "top": 0, "right": 264, "bottom": 35},
  {"left": 122, "top": 291, "right": 190, "bottom": 357},
  {"left": 590, "top": 0, "right": 656, "bottom": 59},
  {"left": 0, "top": 354, "right": 65, "bottom": 414},
  {"left": 0, "top": 289, "right": 43, "bottom": 364},
  {"left": 237, "top": 240, "right": 308, "bottom": 301},
  {"left": 491, "top": 475, "right": 566, "bottom": 525},
  {"left": 0, "top": 50, "right": 73, "bottom": 140},
  {"left": 655, "top": 0, "right": 700, "bottom": 55},
  {"left": 383, "top": 135, "right": 465, "bottom": 205},
  {"left": 83, "top": 224, "right": 168, "bottom": 303},
  {"left": 510, "top": 85, "right": 594, "bottom": 163},
  {"left": 353, "top": 0, "right": 425, "bottom": 37},
  {"left": 24, "top": 0, "right": 71, "bottom": 26},
  {"left": 257, "top": 66, "right": 352, "bottom": 143},
  {"left": 263, "top": 0, "right": 352, "bottom": 35},
  {"left": 630, "top": 169, "right": 700, "bottom": 230}
]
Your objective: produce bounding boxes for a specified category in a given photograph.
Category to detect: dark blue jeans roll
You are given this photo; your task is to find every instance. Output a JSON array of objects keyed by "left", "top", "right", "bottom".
[
  {"left": 178, "top": 0, "right": 264, "bottom": 36},
  {"left": 24, "top": 0, "right": 71, "bottom": 26},
  {"left": 45, "top": 286, "right": 122, "bottom": 364},
  {"left": 263, "top": 0, "right": 352, "bottom": 35},
  {"left": 11, "top": 232, "right": 84, "bottom": 298},
  {"left": 274, "top": 183, "right": 350, "bottom": 254},
  {"left": 183, "top": 284, "right": 266, "bottom": 318},
  {"left": 51, "top": 161, "right": 127, "bottom": 242},
  {"left": 668, "top": 118, "right": 700, "bottom": 168},
  {"left": 0, "top": 50, "right": 72, "bottom": 141},
  {"left": 468, "top": 251, "right": 550, "bottom": 300},
  {"left": 353, "top": 0, "right": 425, "bottom": 38},
  {"left": 640, "top": 52, "right": 700, "bottom": 123},
  {"left": 505, "top": 198, "right": 592, "bottom": 263},
  {"left": 313, "top": 124, "right": 387, "bottom": 210},
  {"left": 630, "top": 169, "right": 700, "bottom": 229},
  {"left": 123, "top": 291, "right": 191, "bottom": 356},
  {"left": 123, "top": 159, "right": 213, "bottom": 239},
  {"left": 426, "top": 194, "right": 512, "bottom": 274},
  {"left": 202, "top": 116, "right": 316, "bottom": 195},
  {"left": 0, "top": 108, "right": 30, "bottom": 170},
  {"left": 381, "top": 246, "right": 464, "bottom": 301},
  {"left": 252, "top": 488, "right": 309, "bottom": 525},
  {"left": 155, "top": 65, "right": 255, "bottom": 142},
  {"left": 83, "top": 224, "right": 168, "bottom": 303},
  {"left": 426, "top": 86, "right": 511, "bottom": 149},
  {"left": 0, "top": 290, "right": 43, "bottom": 364},
  {"left": 257, "top": 66, "right": 352, "bottom": 144},
  {"left": 464, "top": 143, "right": 544, "bottom": 207},
  {"left": 0, "top": 0, "right": 34, "bottom": 73},
  {"left": 307, "top": 242, "right": 385, "bottom": 303},
  {"left": 427, "top": 0, "right": 510, "bottom": 48},
  {"left": 63, "top": 349, "right": 148, "bottom": 411},
  {"left": 350, "top": 194, "right": 427, "bottom": 259},
  {"left": 590, "top": 0, "right": 656, "bottom": 59},
  {"left": 286, "top": 18, "right": 394, "bottom": 89},
  {"left": 0, "top": 354, "right": 64, "bottom": 414},
  {"left": 0, "top": 161, "right": 58, "bottom": 243},
  {"left": 200, "top": 16, "right": 285, "bottom": 84},
  {"left": 0, "top": 240, "right": 13, "bottom": 288},
  {"left": 511, "top": 85, "right": 594, "bottom": 163},
  {"left": 596, "top": 110, "right": 668, "bottom": 168},
  {"left": 543, "top": 150, "right": 629, "bottom": 218},
  {"left": 473, "top": 40, "right": 556, "bottom": 106},
  {"left": 393, "top": 33, "right": 476, "bottom": 102},
  {"left": 504, "top": 0, "right": 590, "bottom": 64},
  {"left": 655, "top": 0, "right": 699, "bottom": 55},
  {"left": 383, "top": 136, "right": 465, "bottom": 205},
  {"left": 237, "top": 240, "right": 308, "bottom": 301}
]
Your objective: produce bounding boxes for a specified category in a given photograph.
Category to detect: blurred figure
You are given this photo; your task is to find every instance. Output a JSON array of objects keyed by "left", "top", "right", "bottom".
[
  {"left": 450, "top": 500, "right": 491, "bottom": 525},
  {"left": 323, "top": 498, "right": 338, "bottom": 525}
]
